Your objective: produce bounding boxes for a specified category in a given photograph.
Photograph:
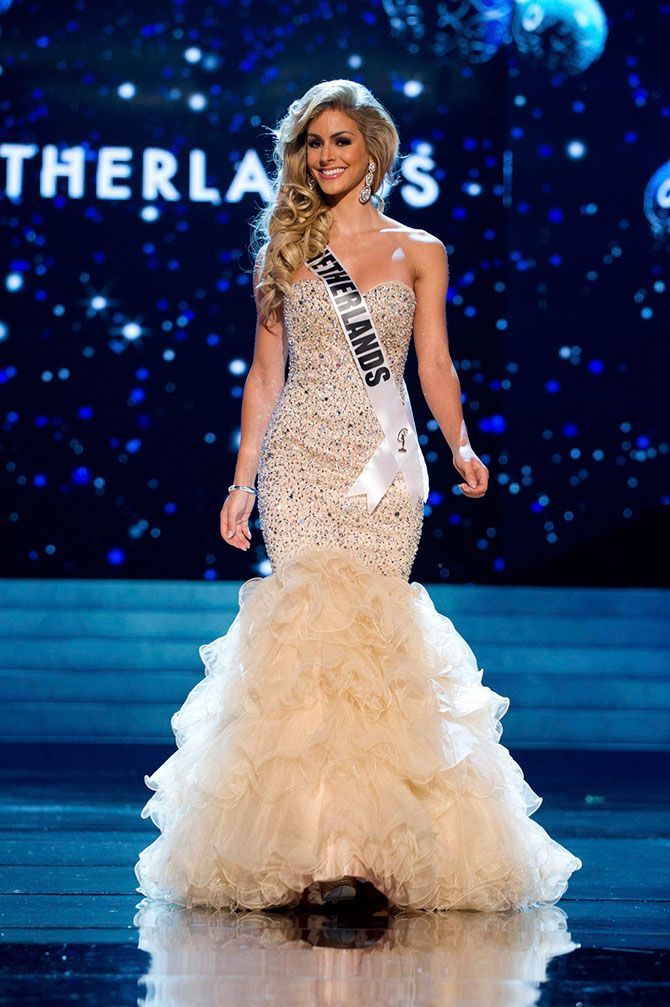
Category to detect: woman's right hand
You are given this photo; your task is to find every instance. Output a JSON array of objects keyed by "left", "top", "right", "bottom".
[{"left": 220, "top": 490, "right": 255, "bottom": 551}]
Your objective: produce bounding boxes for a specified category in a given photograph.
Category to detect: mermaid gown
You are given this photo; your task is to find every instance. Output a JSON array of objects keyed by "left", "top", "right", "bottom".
[{"left": 134, "top": 278, "right": 582, "bottom": 912}]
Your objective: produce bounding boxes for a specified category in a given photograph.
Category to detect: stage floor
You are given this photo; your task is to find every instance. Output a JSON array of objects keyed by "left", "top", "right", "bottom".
[{"left": 0, "top": 746, "right": 668, "bottom": 1005}]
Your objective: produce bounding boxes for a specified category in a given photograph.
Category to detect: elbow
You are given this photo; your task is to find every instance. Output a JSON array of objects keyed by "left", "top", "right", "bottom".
[
  {"left": 418, "top": 355, "right": 454, "bottom": 381},
  {"left": 247, "top": 366, "right": 286, "bottom": 399}
]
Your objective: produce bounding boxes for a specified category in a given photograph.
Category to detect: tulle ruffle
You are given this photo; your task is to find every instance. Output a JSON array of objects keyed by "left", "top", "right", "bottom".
[{"left": 134, "top": 545, "right": 582, "bottom": 912}]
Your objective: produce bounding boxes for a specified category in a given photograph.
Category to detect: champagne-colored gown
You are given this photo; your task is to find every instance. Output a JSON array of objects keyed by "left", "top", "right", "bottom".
[{"left": 134, "top": 279, "right": 582, "bottom": 911}]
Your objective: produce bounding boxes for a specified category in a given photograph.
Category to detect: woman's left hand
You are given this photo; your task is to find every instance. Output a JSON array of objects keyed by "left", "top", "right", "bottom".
[{"left": 452, "top": 445, "right": 489, "bottom": 498}]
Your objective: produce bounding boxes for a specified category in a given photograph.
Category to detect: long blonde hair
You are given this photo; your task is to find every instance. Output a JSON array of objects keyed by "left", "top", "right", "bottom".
[{"left": 249, "top": 79, "right": 403, "bottom": 328}]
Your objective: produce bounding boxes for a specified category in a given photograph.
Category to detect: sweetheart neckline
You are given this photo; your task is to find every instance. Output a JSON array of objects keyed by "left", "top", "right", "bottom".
[{"left": 289, "top": 279, "right": 416, "bottom": 302}]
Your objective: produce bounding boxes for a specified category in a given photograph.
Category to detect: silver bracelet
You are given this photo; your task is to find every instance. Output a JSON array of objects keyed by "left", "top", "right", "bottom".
[{"left": 227, "top": 483, "right": 257, "bottom": 496}]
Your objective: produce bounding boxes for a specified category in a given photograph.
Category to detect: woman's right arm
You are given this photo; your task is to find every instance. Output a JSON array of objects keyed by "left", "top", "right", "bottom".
[{"left": 221, "top": 248, "right": 288, "bottom": 549}]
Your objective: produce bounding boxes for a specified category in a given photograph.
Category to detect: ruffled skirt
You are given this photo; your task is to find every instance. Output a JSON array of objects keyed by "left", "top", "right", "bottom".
[{"left": 134, "top": 546, "right": 582, "bottom": 912}]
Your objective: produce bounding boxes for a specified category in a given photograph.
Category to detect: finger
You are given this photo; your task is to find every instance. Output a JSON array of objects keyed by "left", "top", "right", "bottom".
[
  {"left": 232, "top": 525, "right": 251, "bottom": 550},
  {"left": 223, "top": 521, "right": 242, "bottom": 543},
  {"left": 234, "top": 519, "right": 251, "bottom": 543},
  {"left": 461, "top": 465, "right": 478, "bottom": 489},
  {"left": 459, "top": 479, "right": 484, "bottom": 495},
  {"left": 471, "top": 464, "right": 489, "bottom": 488},
  {"left": 226, "top": 532, "right": 249, "bottom": 550}
]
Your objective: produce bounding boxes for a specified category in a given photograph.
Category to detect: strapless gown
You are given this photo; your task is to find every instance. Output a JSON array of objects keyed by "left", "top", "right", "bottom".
[{"left": 134, "top": 279, "right": 583, "bottom": 912}]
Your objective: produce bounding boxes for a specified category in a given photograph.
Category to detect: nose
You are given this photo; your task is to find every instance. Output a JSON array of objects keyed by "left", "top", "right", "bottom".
[{"left": 318, "top": 144, "right": 338, "bottom": 164}]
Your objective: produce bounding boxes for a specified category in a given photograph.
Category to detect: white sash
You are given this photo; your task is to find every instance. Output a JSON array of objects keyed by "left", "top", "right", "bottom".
[{"left": 305, "top": 245, "right": 430, "bottom": 515}]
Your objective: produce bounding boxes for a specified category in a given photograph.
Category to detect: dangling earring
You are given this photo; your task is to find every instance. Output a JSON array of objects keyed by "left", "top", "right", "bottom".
[
  {"left": 359, "top": 160, "right": 375, "bottom": 204},
  {"left": 307, "top": 175, "right": 316, "bottom": 190}
]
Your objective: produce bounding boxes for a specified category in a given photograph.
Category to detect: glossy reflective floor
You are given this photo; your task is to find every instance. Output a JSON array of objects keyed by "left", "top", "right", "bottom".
[{"left": 0, "top": 746, "right": 668, "bottom": 1006}]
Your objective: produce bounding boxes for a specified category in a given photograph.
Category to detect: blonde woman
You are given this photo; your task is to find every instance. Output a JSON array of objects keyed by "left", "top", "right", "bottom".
[{"left": 135, "top": 79, "right": 582, "bottom": 912}]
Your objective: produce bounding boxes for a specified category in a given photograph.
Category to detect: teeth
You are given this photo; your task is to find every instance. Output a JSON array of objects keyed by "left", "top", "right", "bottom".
[{"left": 320, "top": 168, "right": 345, "bottom": 177}]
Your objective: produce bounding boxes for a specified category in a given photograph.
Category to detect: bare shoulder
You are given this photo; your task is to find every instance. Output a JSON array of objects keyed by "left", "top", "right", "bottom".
[
  {"left": 378, "top": 218, "right": 447, "bottom": 285},
  {"left": 405, "top": 229, "right": 448, "bottom": 285}
]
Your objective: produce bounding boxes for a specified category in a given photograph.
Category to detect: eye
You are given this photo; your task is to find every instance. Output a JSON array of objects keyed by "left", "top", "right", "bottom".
[{"left": 307, "top": 138, "right": 351, "bottom": 147}]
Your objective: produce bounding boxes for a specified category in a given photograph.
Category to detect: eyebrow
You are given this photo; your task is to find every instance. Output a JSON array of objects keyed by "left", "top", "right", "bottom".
[{"left": 306, "top": 130, "right": 354, "bottom": 138}]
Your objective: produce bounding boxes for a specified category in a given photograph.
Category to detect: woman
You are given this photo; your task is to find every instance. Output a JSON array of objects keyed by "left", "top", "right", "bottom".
[{"left": 134, "top": 79, "right": 582, "bottom": 912}]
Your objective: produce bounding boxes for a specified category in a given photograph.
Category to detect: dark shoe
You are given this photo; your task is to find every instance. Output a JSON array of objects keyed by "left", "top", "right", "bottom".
[
  {"left": 320, "top": 875, "right": 358, "bottom": 903},
  {"left": 356, "top": 879, "right": 390, "bottom": 908}
]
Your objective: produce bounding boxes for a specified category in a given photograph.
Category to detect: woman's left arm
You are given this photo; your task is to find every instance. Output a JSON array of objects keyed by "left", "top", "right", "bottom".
[{"left": 411, "top": 234, "right": 489, "bottom": 499}]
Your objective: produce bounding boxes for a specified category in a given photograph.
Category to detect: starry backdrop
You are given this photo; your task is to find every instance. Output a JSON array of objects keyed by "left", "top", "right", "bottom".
[{"left": 0, "top": 0, "right": 667, "bottom": 585}]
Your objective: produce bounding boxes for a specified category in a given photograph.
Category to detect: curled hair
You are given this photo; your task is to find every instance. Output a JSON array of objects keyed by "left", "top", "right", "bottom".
[{"left": 248, "top": 79, "right": 403, "bottom": 329}]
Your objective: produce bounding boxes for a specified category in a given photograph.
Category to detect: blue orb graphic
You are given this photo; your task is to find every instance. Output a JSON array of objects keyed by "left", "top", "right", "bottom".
[
  {"left": 512, "top": 0, "right": 608, "bottom": 74},
  {"left": 644, "top": 159, "right": 670, "bottom": 239}
]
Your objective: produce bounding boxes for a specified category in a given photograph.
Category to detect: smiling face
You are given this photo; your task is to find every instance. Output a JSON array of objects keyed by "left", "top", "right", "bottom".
[{"left": 305, "top": 107, "right": 372, "bottom": 199}]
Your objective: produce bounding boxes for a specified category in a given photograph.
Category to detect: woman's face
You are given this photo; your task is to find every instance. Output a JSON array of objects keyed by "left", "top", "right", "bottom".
[{"left": 305, "top": 108, "right": 371, "bottom": 198}]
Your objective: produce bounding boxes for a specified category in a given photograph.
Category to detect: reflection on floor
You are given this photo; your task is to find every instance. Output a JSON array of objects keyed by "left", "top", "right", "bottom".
[
  {"left": 0, "top": 746, "right": 668, "bottom": 1005},
  {"left": 135, "top": 898, "right": 580, "bottom": 1006}
]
